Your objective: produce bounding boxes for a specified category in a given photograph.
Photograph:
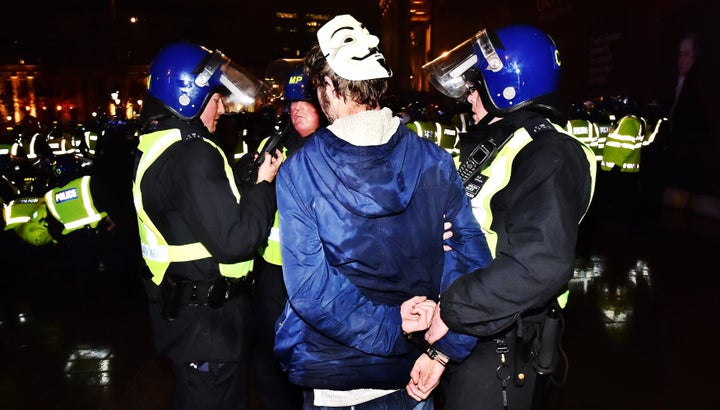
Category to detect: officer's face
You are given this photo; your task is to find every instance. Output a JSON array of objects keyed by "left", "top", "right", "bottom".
[
  {"left": 289, "top": 101, "right": 321, "bottom": 138},
  {"left": 467, "top": 86, "right": 501, "bottom": 126},
  {"left": 200, "top": 93, "right": 226, "bottom": 133}
]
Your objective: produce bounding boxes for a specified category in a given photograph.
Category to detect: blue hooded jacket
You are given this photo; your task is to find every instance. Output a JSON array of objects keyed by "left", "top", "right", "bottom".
[{"left": 274, "top": 108, "right": 491, "bottom": 390}]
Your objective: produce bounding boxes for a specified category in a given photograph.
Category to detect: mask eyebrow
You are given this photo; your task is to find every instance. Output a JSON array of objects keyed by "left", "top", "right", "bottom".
[{"left": 331, "top": 26, "right": 354, "bottom": 37}]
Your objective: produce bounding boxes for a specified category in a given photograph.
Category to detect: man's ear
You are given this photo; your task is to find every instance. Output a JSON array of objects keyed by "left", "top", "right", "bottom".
[{"left": 323, "top": 76, "right": 335, "bottom": 93}]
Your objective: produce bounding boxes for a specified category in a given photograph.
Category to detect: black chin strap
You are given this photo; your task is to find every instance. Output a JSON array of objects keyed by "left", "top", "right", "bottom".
[{"left": 475, "top": 113, "right": 495, "bottom": 127}]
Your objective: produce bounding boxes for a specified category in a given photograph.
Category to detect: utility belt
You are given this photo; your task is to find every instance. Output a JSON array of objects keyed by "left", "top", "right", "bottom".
[
  {"left": 144, "top": 271, "right": 254, "bottom": 322},
  {"left": 492, "top": 301, "right": 566, "bottom": 404}
]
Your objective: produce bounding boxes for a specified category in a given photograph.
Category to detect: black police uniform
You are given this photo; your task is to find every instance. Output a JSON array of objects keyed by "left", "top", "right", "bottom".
[
  {"left": 249, "top": 124, "right": 307, "bottom": 410},
  {"left": 439, "top": 110, "right": 594, "bottom": 410},
  {"left": 137, "top": 116, "right": 276, "bottom": 410}
]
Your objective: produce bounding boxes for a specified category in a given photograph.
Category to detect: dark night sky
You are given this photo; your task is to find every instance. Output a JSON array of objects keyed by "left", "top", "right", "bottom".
[
  {"left": 0, "top": 0, "right": 383, "bottom": 70},
  {"left": 2, "top": 0, "right": 716, "bottom": 108}
]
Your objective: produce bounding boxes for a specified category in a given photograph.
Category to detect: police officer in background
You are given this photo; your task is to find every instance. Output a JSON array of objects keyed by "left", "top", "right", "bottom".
[
  {"left": 419, "top": 25, "right": 597, "bottom": 409},
  {"left": 134, "top": 42, "right": 282, "bottom": 409},
  {"left": 250, "top": 66, "right": 325, "bottom": 410}
]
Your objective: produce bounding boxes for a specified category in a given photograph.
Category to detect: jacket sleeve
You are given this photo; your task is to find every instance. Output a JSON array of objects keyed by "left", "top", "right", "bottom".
[
  {"left": 441, "top": 136, "right": 592, "bottom": 337},
  {"left": 276, "top": 166, "right": 409, "bottom": 357},
  {"left": 172, "top": 140, "right": 276, "bottom": 263},
  {"left": 433, "top": 164, "right": 492, "bottom": 361}
]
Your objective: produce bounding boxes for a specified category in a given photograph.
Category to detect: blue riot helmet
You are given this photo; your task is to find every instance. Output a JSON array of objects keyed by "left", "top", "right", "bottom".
[
  {"left": 146, "top": 42, "right": 266, "bottom": 121},
  {"left": 284, "top": 67, "right": 315, "bottom": 102},
  {"left": 423, "top": 25, "right": 562, "bottom": 118}
]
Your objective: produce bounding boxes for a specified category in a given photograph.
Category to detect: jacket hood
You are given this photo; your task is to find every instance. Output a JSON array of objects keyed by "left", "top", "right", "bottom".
[{"left": 312, "top": 108, "right": 423, "bottom": 217}]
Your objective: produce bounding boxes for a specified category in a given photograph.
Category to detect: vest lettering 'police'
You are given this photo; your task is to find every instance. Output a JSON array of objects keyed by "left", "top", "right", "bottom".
[{"left": 55, "top": 188, "right": 78, "bottom": 203}]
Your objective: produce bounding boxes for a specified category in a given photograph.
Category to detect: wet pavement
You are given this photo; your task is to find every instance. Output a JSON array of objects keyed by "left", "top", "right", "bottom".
[{"left": 1, "top": 199, "right": 719, "bottom": 409}]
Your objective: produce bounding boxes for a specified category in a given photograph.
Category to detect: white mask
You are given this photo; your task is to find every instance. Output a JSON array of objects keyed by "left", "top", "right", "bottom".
[{"left": 317, "top": 14, "right": 392, "bottom": 81}]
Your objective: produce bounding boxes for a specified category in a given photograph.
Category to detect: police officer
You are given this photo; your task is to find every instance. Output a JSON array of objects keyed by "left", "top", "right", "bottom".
[
  {"left": 43, "top": 172, "right": 113, "bottom": 299},
  {"left": 133, "top": 42, "right": 281, "bottom": 410},
  {"left": 420, "top": 25, "right": 597, "bottom": 409},
  {"left": 3, "top": 195, "right": 55, "bottom": 246},
  {"left": 250, "top": 66, "right": 323, "bottom": 410}
]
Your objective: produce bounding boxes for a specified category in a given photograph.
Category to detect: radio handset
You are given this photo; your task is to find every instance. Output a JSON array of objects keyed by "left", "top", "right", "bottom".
[
  {"left": 255, "top": 123, "right": 290, "bottom": 165},
  {"left": 459, "top": 138, "right": 499, "bottom": 198}
]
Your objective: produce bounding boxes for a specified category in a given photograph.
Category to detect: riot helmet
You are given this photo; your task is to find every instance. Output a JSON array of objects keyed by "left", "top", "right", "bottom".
[
  {"left": 284, "top": 67, "right": 315, "bottom": 102},
  {"left": 50, "top": 154, "right": 89, "bottom": 187},
  {"left": 146, "top": 42, "right": 266, "bottom": 121},
  {"left": 423, "top": 25, "right": 562, "bottom": 117}
]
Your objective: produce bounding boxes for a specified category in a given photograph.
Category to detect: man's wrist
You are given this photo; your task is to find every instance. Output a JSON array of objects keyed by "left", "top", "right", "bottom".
[
  {"left": 404, "top": 330, "right": 449, "bottom": 366},
  {"left": 425, "top": 345, "right": 449, "bottom": 366}
]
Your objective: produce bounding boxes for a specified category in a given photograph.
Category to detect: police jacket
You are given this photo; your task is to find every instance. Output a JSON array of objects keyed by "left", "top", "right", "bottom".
[
  {"left": 442, "top": 110, "right": 595, "bottom": 337},
  {"left": 134, "top": 116, "right": 276, "bottom": 363},
  {"left": 274, "top": 108, "right": 492, "bottom": 390}
]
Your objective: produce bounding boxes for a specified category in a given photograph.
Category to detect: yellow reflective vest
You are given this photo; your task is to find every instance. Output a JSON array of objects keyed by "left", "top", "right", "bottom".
[
  {"left": 3, "top": 197, "right": 43, "bottom": 230},
  {"left": 44, "top": 176, "right": 107, "bottom": 235},
  {"left": 601, "top": 115, "right": 644, "bottom": 173},
  {"left": 257, "top": 136, "right": 285, "bottom": 266},
  {"left": 133, "top": 129, "right": 253, "bottom": 285},
  {"left": 467, "top": 121, "right": 596, "bottom": 308}
]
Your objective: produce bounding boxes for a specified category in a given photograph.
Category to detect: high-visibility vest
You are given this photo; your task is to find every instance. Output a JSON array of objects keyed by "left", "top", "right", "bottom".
[
  {"left": 0, "top": 142, "right": 11, "bottom": 156},
  {"left": 406, "top": 121, "right": 459, "bottom": 155},
  {"left": 566, "top": 118, "right": 600, "bottom": 161},
  {"left": 0, "top": 141, "right": 22, "bottom": 157},
  {"left": 133, "top": 129, "right": 253, "bottom": 285},
  {"left": 3, "top": 197, "right": 43, "bottom": 230},
  {"left": 600, "top": 115, "right": 644, "bottom": 173},
  {"left": 84, "top": 131, "right": 99, "bottom": 157},
  {"left": 25, "top": 133, "right": 41, "bottom": 160},
  {"left": 594, "top": 122, "right": 612, "bottom": 162},
  {"left": 468, "top": 121, "right": 596, "bottom": 255},
  {"left": 44, "top": 176, "right": 106, "bottom": 235},
  {"left": 15, "top": 202, "right": 55, "bottom": 246},
  {"left": 47, "top": 135, "right": 73, "bottom": 155},
  {"left": 467, "top": 121, "right": 596, "bottom": 309},
  {"left": 256, "top": 136, "right": 284, "bottom": 266}
]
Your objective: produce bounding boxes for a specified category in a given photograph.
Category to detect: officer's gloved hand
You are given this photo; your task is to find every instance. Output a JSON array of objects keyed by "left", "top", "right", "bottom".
[{"left": 233, "top": 153, "right": 258, "bottom": 193}]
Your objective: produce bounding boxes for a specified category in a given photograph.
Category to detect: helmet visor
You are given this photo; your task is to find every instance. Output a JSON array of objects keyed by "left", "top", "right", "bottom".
[
  {"left": 422, "top": 29, "right": 503, "bottom": 100},
  {"left": 218, "top": 56, "right": 268, "bottom": 113}
]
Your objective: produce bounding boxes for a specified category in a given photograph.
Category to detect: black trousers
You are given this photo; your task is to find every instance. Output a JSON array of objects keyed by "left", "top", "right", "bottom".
[
  {"left": 250, "top": 260, "right": 302, "bottom": 410},
  {"left": 439, "top": 325, "right": 550, "bottom": 410},
  {"left": 172, "top": 360, "right": 248, "bottom": 410}
]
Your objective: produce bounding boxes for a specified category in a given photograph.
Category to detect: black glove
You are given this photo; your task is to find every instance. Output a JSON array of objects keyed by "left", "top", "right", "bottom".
[{"left": 234, "top": 153, "right": 258, "bottom": 193}]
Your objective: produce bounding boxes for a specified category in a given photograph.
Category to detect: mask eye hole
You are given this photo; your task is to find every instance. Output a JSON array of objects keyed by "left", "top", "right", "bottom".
[{"left": 465, "top": 82, "right": 478, "bottom": 94}]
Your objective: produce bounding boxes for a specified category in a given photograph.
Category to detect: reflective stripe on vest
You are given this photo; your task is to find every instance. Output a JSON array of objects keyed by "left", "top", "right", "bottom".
[
  {"left": 133, "top": 129, "right": 252, "bottom": 285},
  {"left": 44, "top": 176, "right": 107, "bottom": 234},
  {"left": 3, "top": 197, "right": 42, "bottom": 230},
  {"left": 84, "top": 131, "right": 98, "bottom": 156},
  {"left": 26, "top": 134, "right": 39, "bottom": 159},
  {"left": 260, "top": 210, "right": 282, "bottom": 265},
  {"left": 643, "top": 118, "right": 666, "bottom": 146}
]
